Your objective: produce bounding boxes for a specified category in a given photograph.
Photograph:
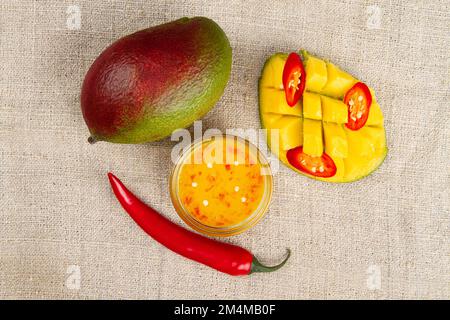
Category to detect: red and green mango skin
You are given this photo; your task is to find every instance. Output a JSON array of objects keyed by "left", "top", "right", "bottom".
[{"left": 81, "top": 17, "right": 232, "bottom": 143}]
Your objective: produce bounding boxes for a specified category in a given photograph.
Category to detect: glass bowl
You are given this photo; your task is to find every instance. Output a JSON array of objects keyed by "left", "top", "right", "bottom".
[{"left": 169, "top": 134, "right": 273, "bottom": 237}]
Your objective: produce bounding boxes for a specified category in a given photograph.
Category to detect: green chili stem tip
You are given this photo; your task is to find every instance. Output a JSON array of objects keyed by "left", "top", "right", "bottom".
[{"left": 250, "top": 249, "right": 291, "bottom": 274}]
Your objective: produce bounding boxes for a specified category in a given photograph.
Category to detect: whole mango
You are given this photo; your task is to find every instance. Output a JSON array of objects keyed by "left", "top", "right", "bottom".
[{"left": 81, "top": 17, "right": 232, "bottom": 143}]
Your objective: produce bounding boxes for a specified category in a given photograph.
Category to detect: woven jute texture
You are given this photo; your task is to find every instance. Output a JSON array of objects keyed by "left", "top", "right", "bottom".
[{"left": 0, "top": 0, "right": 449, "bottom": 299}]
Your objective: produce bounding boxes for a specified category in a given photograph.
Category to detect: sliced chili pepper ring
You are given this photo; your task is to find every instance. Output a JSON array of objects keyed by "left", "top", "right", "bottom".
[
  {"left": 344, "top": 82, "right": 372, "bottom": 131},
  {"left": 286, "top": 146, "right": 336, "bottom": 178},
  {"left": 282, "top": 52, "right": 306, "bottom": 107}
]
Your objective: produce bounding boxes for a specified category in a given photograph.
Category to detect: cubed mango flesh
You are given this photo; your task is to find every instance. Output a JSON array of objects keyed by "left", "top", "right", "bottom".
[
  {"left": 303, "top": 119, "right": 323, "bottom": 156},
  {"left": 260, "top": 88, "right": 302, "bottom": 117},
  {"left": 343, "top": 151, "right": 385, "bottom": 182},
  {"left": 302, "top": 92, "right": 322, "bottom": 120},
  {"left": 321, "top": 96, "right": 348, "bottom": 123},
  {"left": 270, "top": 116, "right": 303, "bottom": 151},
  {"left": 260, "top": 54, "right": 287, "bottom": 89},
  {"left": 304, "top": 54, "right": 328, "bottom": 93},
  {"left": 366, "top": 101, "right": 384, "bottom": 127},
  {"left": 323, "top": 122, "right": 348, "bottom": 158},
  {"left": 345, "top": 126, "right": 385, "bottom": 157},
  {"left": 321, "top": 62, "right": 357, "bottom": 99},
  {"left": 261, "top": 113, "right": 282, "bottom": 128}
]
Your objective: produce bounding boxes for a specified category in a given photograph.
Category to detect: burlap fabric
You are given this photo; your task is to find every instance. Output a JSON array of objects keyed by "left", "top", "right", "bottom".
[{"left": 0, "top": 0, "right": 449, "bottom": 299}]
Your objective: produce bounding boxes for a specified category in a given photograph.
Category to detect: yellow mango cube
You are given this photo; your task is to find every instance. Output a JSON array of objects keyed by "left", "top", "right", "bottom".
[
  {"left": 271, "top": 116, "right": 303, "bottom": 150},
  {"left": 303, "top": 119, "right": 323, "bottom": 156},
  {"left": 345, "top": 126, "right": 385, "bottom": 157},
  {"left": 321, "top": 96, "right": 348, "bottom": 123},
  {"left": 344, "top": 151, "right": 385, "bottom": 182},
  {"left": 304, "top": 54, "right": 327, "bottom": 93},
  {"left": 323, "top": 123, "right": 348, "bottom": 158},
  {"left": 260, "top": 88, "right": 302, "bottom": 117},
  {"left": 361, "top": 126, "right": 386, "bottom": 151},
  {"left": 343, "top": 155, "right": 369, "bottom": 182},
  {"left": 345, "top": 128, "right": 373, "bottom": 157},
  {"left": 260, "top": 54, "right": 287, "bottom": 89},
  {"left": 321, "top": 62, "right": 357, "bottom": 99},
  {"left": 366, "top": 101, "right": 384, "bottom": 127},
  {"left": 260, "top": 59, "right": 274, "bottom": 88},
  {"left": 302, "top": 92, "right": 322, "bottom": 120},
  {"left": 261, "top": 113, "right": 282, "bottom": 128}
]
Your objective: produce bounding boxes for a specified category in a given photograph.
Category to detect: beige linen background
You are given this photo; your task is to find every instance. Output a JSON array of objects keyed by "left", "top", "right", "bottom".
[{"left": 0, "top": 0, "right": 449, "bottom": 299}]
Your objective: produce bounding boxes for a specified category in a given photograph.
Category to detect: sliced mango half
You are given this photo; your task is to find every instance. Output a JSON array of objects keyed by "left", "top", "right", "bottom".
[{"left": 259, "top": 51, "right": 387, "bottom": 182}]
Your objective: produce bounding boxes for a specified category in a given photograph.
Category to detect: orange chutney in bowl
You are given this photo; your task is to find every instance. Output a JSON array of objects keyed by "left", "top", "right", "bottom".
[{"left": 170, "top": 135, "right": 272, "bottom": 237}]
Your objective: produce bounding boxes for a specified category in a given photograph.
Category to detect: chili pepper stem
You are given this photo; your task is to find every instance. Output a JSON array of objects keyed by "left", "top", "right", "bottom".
[{"left": 250, "top": 249, "right": 291, "bottom": 274}]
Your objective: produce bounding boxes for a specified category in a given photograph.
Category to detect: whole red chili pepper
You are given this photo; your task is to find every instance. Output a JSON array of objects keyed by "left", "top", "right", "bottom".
[{"left": 108, "top": 173, "right": 290, "bottom": 276}]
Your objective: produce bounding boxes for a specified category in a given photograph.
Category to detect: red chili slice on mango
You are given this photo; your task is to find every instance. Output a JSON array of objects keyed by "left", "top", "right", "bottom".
[
  {"left": 286, "top": 146, "right": 336, "bottom": 178},
  {"left": 344, "top": 82, "right": 372, "bottom": 131},
  {"left": 282, "top": 52, "right": 306, "bottom": 107}
]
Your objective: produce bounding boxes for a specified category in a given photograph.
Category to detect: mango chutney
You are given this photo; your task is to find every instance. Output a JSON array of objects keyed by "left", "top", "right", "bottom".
[{"left": 170, "top": 135, "right": 273, "bottom": 237}]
